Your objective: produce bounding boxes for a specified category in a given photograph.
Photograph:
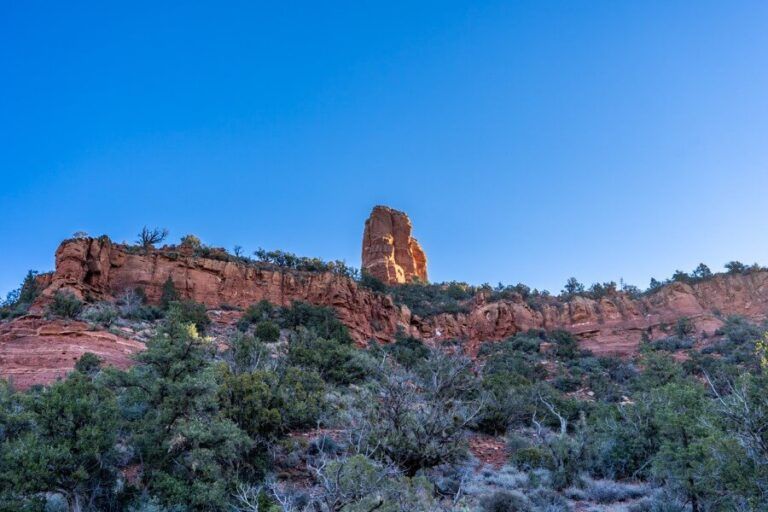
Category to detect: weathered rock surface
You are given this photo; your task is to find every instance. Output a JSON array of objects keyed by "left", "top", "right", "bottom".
[
  {"left": 362, "top": 206, "right": 427, "bottom": 285},
  {"left": 0, "top": 316, "right": 144, "bottom": 389},
  {"left": 34, "top": 237, "right": 414, "bottom": 344},
  {"left": 33, "top": 237, "right": 768, "bottom": 358}
]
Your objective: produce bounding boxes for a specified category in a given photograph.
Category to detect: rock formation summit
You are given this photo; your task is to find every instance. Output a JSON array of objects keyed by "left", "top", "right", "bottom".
[{"left": 361, "top": 205, "right": 428, "bottom": 285}]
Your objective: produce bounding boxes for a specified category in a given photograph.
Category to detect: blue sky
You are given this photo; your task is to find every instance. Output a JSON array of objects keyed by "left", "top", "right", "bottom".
[{"left": 2, "top": 1, "right": 768, "bottom": 297}]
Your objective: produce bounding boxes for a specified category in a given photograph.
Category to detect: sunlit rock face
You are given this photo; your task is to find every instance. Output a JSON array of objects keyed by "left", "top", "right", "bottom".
[{"left": 361, "top": 205, "right": 427, "bottom": 285}]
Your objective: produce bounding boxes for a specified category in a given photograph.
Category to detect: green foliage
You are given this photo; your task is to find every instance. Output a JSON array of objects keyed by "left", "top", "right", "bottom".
[
  {"left": 362, "top": 351, "right": 480, "bottom": 476},
  {"left": 480, "top": 490, "right": 531, "bottom": 512},
  {"left": 587, "top": 400, "right": 659, "bottom": 479},
  {"left": 387, "top": 281, "right": 473, "bottom": 317},
  {"left": 634, "top": 351, "right": 684, "bottom": 391},
  {"left": 476, "top": 334, "right": 551, "bottom": 434},
  {"left": 218, "top": 364, "right": 325, "bottom": 439},
  {"left": 649, "top": 381, "right": 712, "bottom": 511},
  {"left": 0, "top": 373, "right": 118, "bottom": 510},
  {"left": 254, "top": 320, "right": 280, "bottom": 343},
  {"left": 306, "top": 454, "right": 438, "bottom": 511},
  {"left": 167, "top": 300, "right": 210, "bottom": 334},
  {"left": 5, "top": 273, "right": 768, "bottom": 510},
  {"left": 0, "top": 270, "right": 39, "bottom": 319},
  {"left": 358, "top": 271, "right": 387, "bottom": 292},
  {"left": 725, "top": 260, "right": 748, "bottom": 274},
  {"left": 159, "top": 276, "right": 179, "bottom": 310},
  {"left": 254, "top": 248, "right": 359, "bottom": 278},
  {"left": 80, "top": 301, "right": 118, "bottom": 325},
  {"left": 47, "top": 290, "right": 83, "bottom": 319},
  {"left": 287, "top": 330, "right": 367, "bottom": 385},
  {"left": 584, "top": 281, "right": 618, "bottom": 299},
  {"left": 112, "top": 318, "right": 251, "bottom": 510},
  {"left": 280, "top": 301, "right": 352, "bottom": 344},
  {"left": 384, "top": 331, "right": 430, "bottom": 369},
  {"left": 561, "top": 277, "right": 585, "bottom": 297},
  {"left": 179, "top": 234, "right": 202, "bottom": 250},
  {"left": 674, "top": 316, "right": 694, "bottom": 338},
  {"left": 237, "top": 299, "right": 275, "bottom": 331},
  {"left": 510, "top": 445, "right": 555, "bottom": 470},
  {"left": 647, "top": 336, "right": 694, "bottom": 352},
  {"left": 551, "top": 329, "right": 582, "bottom": 359},
  {"left": 74, "top": 352, "right": 102, "bottom": 376}
]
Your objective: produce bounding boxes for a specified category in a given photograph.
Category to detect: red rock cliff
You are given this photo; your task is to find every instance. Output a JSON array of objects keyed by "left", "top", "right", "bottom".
[
  {"left": 362, "top": 206, "right": 428, "bottom": 285},
  {"left": 35, "top": 237, "right": 414, "bottom": 344},
  {"left": 5, "top": 235, "right": 768, "bottom": 388},
  {"left": 34, "top": 237, "right": 768, "bottom": 357}
]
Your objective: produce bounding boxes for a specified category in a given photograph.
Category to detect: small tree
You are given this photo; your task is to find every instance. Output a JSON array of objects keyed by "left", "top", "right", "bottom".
[
  {"left": 725, "top": 261, "right": 747, "bottom": 274},
  {"left": 562, "top": 277, "right": 584, "bottom": 296},
  {"left": 363, "top": 350, "right": 482, "bottom": 476},
  {"left": 74, "top": 352, "right": 102, "bottom": 376},
  {"left": 48, "top": 290, "right": 83, "bottom": 319},
  {"left": 180, "top": 234, "right": 202, "bottom": 250},
  {"left": 648, "top": 278, "right": 663, "bottom": 291},
  {"left": 160, "top": 276, "right": 179, "bottom": 310},
  {"left": 675, "top": 317, "right": 695, "bottom": 338},
  {"left": 137, "top": 226, "right": 168, "bottom": 251},
  {"left": 0, "top": 373, "right": 119, "bottom": 512},
  {"left": 254, "top": 320, "right": 280, "bottom": 343},
  {"left": 691, "top": 263, "right": 712, "bottom": 281}
]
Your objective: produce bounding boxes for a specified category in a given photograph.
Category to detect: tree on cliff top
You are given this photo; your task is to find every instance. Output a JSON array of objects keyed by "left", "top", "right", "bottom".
[{"left": 137, "top": 226, "right": 168, "bottom": 252}]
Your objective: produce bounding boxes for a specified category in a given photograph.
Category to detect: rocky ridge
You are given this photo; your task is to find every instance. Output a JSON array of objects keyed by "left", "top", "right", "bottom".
[
  {"left": 3, "top": 206, "right": 768, "bottom": 388},
  {"left": 32, "top": 237, "right": 768, "bottom": 352}
]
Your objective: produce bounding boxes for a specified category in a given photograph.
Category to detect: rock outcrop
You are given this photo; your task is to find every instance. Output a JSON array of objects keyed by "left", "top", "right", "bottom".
[
  {"left": 5, "top": 227, "right": 768, "bottom": 387},
  {"left": 0, "top": 316, "right": 143, "bottom": 389},
  {"left": 33, "top": 236, "right": 768, "bottom": 357},
  {"left": 362, "top": 206, "right": 427, "bottom": 285},
  {"left": 34, "top": 236, "right": 414, "bottom": 345}
]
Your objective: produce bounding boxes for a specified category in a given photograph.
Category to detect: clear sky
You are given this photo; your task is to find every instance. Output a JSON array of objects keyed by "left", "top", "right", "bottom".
[{"left": 2, "top": 1, "right": 768, "bottom": 298}]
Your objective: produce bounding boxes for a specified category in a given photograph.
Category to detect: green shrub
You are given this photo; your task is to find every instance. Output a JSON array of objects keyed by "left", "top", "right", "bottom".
[
  {"left": 236, "top": 300, "right": 275, "bottom": 331},
  {"left": 254, "top": 320, "right": 280, "bottom": 343},
  {"left": 387, "top": 281, "right": 473, "bottom": 317},
  {"left": 166, "top": 300, "right": 210, "bottom": 333},
  {"left": 280, "top": 301, "right": 352, "bottom": 344},
  {"left": 287, "top": 330, "right": 366, "bottom": 385},
  {"left": 359, "top": 271, "right": 387, "bottom": 292},
  {"left": 675, "top": 317, "right": 694, "bottom": 338},
  {"left": 551, "top": 329, "right": 580, "bottom": 359},
  {"left": 179, "top": 234, "right": 202, "bottom": 250},
  {"left": 480, "top": 491, "right": 531, "bottom": 512},
  {"left": 582, "top": 477, "right": 648, "bottom": 503},
  {"left": 648, "top": 336, "right": 694, "bottom": 352},
  {"left": 74, "top": 352, "right": 102, "bottom": 375},
  {"left": 552, "top": 373, "right": 581, "bottom": 392},
  {"left": 510, "top": 446, "right": 555, "bottom": 471},
  {"left": 159, "top": 276, "right": 179, "bottom": 310},
  {"left": 48, "top": 290, "right": 83, "bottom": 318},
  {"left": 0, "top": 270, "right": 40, "bottom": 319},
  {"left": 80, "top": 302, "right": 118, "bottom": 325},
  {"left": 385, "top": 332, "right": 430, "bottom": 369}
]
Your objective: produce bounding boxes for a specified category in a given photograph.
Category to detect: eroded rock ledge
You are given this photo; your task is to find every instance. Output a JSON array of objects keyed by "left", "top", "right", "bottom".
[{"left": 34, "top": 237, "right": 768, "bottom": 355}]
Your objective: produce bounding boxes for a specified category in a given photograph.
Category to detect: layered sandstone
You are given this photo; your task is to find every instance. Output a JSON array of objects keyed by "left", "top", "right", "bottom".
[
  {"left": 34, "top": 237, "right": 414, "bottom": 344},
  {"left": 362, "top": 206, "right": 427, "bottom": 285},
  {"left": 7, "top": 211, "right": 768, "bottom": 388},
  {"left": 31, "top": 237, "right": 768, "bottom": 358},
  {"left": 0, "top": 316, "right": 143, "bottom": 389}
]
